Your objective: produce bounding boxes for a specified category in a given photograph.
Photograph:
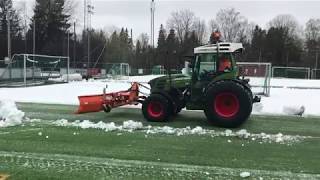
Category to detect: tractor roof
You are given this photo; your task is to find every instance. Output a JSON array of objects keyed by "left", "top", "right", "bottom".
[{"left": 194, "top": 43, "right": 243, "bottom": 54}]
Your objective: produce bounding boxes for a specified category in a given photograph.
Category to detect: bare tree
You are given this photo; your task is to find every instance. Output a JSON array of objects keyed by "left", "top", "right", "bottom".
[
  {"left": 167, "top": 9, "right": 197, "bottom": 43},
  {"left": 137, "top": 33, "right": 149, "bottom": 49},
  {"left": 268, "top": 14, "right": 302, "bottom": 39},
  {"left": 209, "top": 8, "right": 251, "bottom": 43},
  {"left": 305, "top": 18, "right": 320, "bottom": 41},
  {"left": 193, "top": 18, "right": 207, "bottom": 44}
]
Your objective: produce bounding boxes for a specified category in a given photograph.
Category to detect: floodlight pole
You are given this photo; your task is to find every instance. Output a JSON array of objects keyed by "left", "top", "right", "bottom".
[
  {"left": 6, "top": 12, "right": 11, "bottom": 60},
  {"left": 33, "top": 20, "right": 36, "bottom": 55},
  {"left": 315, "top": 50, "right": 318, "bottom": 79},
  {"left": 87, "top": 1, "right": 94, "bottom": 77},
  {"left": 150, "top": 0, "right": 155, "bottom": 47},
  {"left": 24, "top": 55, "right": 27, "bottom": 87}
]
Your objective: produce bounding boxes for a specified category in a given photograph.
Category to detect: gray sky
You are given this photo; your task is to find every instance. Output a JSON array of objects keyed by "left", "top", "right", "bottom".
[{"left": 14, "top": 0, "right": 320, "bottom": 40}]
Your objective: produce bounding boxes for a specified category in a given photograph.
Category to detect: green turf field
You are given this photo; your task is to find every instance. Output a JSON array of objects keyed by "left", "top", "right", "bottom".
[{"left": 0, "top": 103, "right": 320, "bottom": 179}]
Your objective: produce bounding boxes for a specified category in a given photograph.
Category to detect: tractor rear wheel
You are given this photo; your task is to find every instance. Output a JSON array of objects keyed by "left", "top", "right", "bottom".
[
  {"left": 142, "top": 94, "right": 170, "bottom": 122},
  {"left": 204, "top": 81, "right": 253, "bottom": 128}
]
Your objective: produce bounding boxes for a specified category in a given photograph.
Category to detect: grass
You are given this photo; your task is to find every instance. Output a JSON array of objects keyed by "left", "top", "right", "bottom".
[{"left": 0, "top": 102, "right": 320, "bottom": 179}]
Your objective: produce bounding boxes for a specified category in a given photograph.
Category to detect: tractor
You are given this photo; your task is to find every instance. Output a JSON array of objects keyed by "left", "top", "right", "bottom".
[
  {"left": 141, "top": 36, "right": 260, "bottom": 128},
  {"left": 77, "top": 33, "right": 260, "bottom": 128}
]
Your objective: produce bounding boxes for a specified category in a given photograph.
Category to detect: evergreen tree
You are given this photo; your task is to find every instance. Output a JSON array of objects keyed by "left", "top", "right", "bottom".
[
  {"left": 249, "top": 26, "right": 267, "bottom": 62},
  {"left": 156, "top": 24, "right": 166, "bottom": 65},
  {"left": 28, "top": 0, "right": 71, "bottom": 55},
  {"left": 0, "top": 0, "right": 22, "bottom": 59},
  {"left": 166, "top": 29, "right": 179, "bottom": 68}
]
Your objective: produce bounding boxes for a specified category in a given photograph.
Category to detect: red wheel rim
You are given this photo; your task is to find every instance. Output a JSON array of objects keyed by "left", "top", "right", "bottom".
[
  {"left": 214, "top": 92, "right": 240, "bottom": 118},
  {"left": 147, "top": 101, "right": 164, "bottom": 118}
]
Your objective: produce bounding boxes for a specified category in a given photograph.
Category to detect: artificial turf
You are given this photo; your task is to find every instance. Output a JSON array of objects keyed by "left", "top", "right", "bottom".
[{"left": 0, "top": 103, "right": 319, "bottom": 179}]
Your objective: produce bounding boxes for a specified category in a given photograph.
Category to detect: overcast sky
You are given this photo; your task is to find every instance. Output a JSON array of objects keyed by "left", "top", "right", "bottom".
[{"left": 14, "top": 0, "right": 320, "bottom": 40}]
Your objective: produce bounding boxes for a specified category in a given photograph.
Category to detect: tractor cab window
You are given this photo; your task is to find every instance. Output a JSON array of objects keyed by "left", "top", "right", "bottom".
[
  {"left": 195, "top": 53, "right": 233, "bottom": 80},
  {"left": 195, "top": 53, "right": 217, "bottom": 80}
]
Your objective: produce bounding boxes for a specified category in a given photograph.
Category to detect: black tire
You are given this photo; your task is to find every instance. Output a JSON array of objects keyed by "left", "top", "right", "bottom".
[
  {"left": 103, "top": 105, "right": 111, "bottom": 113},
  {"left": 142, "top": 94, "right": 170, "bottom": 122},
  {"left": 204, "top": 81, "right": 253, "bottom": 128}
]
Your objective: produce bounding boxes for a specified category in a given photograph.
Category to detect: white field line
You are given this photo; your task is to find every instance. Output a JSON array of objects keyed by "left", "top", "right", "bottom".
[
  {"left": 0, "top": 128, "right": 42, "bottom": 135},
  {"left": 0, "top": 151, "right": 319, "bottom": 179}
]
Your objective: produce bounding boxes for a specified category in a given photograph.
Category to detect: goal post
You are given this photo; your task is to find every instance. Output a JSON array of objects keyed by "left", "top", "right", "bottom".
[
  {"left": 272, "top": 66, "right": 311, "bottom": 79},
  {"left": 311, "top": 69, "right": 320, "bottom": 79},
  {"left": 237, "top": 62, "right": 272, "bottom": 97}
]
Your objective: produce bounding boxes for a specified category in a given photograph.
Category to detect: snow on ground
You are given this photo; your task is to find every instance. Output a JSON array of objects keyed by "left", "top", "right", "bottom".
[
  {"left": 0, "top": 100, "right": 25, "bottom": 127},
  {"left": 53, "top": 119, "right": 306, "bottom": 144},
  {"left": 0, "top": 75, "right": 319, "bottom": 116}
]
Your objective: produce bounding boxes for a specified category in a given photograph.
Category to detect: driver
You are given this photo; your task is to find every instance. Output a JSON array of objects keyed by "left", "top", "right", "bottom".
[{"left": 218, "top": 57, "right": 231, "bottom": 72}]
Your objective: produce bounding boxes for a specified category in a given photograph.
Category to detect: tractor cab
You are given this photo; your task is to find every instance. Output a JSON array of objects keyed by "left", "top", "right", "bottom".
[
  {"left": 192, "top": 43, "right": 243, "bottom": 81},
  {"left": 188, "top": 42, "right": 244, "bottom": 107}
]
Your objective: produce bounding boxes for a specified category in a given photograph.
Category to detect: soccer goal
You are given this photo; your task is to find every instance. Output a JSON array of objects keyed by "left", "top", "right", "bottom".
[
  {"left": 311, "top": 69, "right": 320, "bottom": 79},
  {"left": 272, "top": 66, "right": 311, "bottom": 79},
  {"left": 0, "top": 54, "right": 69, "bottom": 87},
  {"left": 103, "top": 63, "right": 130, "bottom": 79},
  {"left": 237, "top": 62, "right": 272, "bottom": 97}
]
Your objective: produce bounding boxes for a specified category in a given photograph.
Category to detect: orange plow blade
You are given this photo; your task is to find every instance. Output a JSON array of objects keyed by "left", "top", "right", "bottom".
[{"left": 77, "top": 94, "right": 104, "bottom": 114}]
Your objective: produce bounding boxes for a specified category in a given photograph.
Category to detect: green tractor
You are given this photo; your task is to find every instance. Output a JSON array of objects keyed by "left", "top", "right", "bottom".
[{"left": 142, "top": 40, "right": 261, "bottom": 128}]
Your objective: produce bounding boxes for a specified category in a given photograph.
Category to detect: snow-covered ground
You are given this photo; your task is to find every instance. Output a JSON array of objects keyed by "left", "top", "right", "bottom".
[{"left": 0, "top": 75, "right": 319, "bottom": 116}]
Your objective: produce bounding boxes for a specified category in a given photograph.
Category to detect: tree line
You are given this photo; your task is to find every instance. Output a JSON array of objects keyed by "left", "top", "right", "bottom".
[{"left": 1, "top": 0, "right": 320, "bottom": 70}]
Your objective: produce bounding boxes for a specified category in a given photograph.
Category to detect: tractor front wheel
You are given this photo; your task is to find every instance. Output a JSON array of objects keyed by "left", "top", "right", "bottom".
[
  {"left": 142, "top": 94, "right": 170, "bottom": 122},
  {"left": 204, "top": 81, "right": 253, "bottom": 128}
]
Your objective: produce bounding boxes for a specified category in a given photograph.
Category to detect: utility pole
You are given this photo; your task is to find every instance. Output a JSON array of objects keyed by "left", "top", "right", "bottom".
[
  {"left": 33, "top": 20, "right": 36, "bottom": 55},
  {"left": 86, "top": 0, "right": 94, "bottom": 77},
  {"left": 73, "top": 22, "right": 76, "bottom": 68},
  {"left": 150, "top": 0, "right": 155, "bottom": 47},
  {"left": 315, "top": 50, "right": 319, "bottom": 79},
  {"left": 6, "top": 12, "right": 11, "bottom": 60},
  {"left": 67, "top": 31, "right": 70, "bottom": 58}
]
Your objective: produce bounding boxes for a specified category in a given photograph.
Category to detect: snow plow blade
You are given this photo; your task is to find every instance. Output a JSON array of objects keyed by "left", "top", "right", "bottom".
[
  {"left": 77, "top": 94, "right": 104, "bottom": 114},
  {"left": 76, "top": 82, "right": 145, "bottom": 114}
]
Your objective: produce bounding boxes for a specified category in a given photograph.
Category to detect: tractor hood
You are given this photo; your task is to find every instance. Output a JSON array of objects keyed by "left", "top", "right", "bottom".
[{"left": 149, "top": 74, "right": 191, "bottom": 91}]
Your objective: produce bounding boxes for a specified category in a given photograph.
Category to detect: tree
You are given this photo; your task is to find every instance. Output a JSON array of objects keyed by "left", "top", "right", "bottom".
[
  {"left": 105, "top": 31, "right": 120, "bottom": 63},
  {"left": 268, "top": 14, "right": 302, "bottom": 39},
  {"left": 246, "top": 26, "right": 267, "bottom": 62},
  {"left": 166, "top": 9, "right": 197, "bottom": 44},
  {"left": 0, "top": 0, "right": 22, "bottom": 59},
  {"left": 304, "top": 19, "right": 320, "bottom": 67},
  {"left": 193, "top": 18, "right": 206, "bottom": 44},
  {"left": 266, "top": 15, "right": 303, "bottom": 66},
  {"left": 156, "top": 24, "right": 167, "bottom": 65},
  {"left": 137, "top": 33, "right": 149, "bottom": 49},
  {"left": 166, "top": 29, "right": 179, "bottom": 68},
  {"left": 209, "top": 8, "right": 251, "bottom": 43},
  {"left": 305, "top": 18, "right": 320, "bottom": 51},
  {"left": 28, "top": 0, "right": 71, "bottom": 55}
]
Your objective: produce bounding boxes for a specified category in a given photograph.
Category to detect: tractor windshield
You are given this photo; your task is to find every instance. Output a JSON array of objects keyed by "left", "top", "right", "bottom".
[{"left": 194, "top": 53, "right": 233, "bottom": 80}]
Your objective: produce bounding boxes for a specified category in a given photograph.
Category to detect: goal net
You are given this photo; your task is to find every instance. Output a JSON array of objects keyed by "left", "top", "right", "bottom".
[
  {"left": 0, "top": 54, "right": 69, "bottom": 87},
  {"left": 272, "top": 66, "right": 311, "bottom": 79},
  {"left": 311, "top": 69, "right": 320, "bottom": 79},
  {"left": 103, "top": 63, "right": 130, "bottom": 79},
  {"left": 237, "top": 62, "right": 272, "bottom": 97}
]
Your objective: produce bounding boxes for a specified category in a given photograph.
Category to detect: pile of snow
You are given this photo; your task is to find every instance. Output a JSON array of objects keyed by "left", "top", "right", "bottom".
[
  {"left": 240, "top": 172, "right": 251, "bottom": 178},
  {"left": 283, "top": 105, "right": 305, "bottom": 116},
  {"left": 0, "top": 76, "right": 319, "bottom": 116},
  {"left": 0, "top": 100, "right": 25, "bottom": 127},
  {"left": 54, "top": 119, "right": 143, "bottom": 132},
  {"left": 49, "top": 73, "right": 82, "bottom": 82},
  {"left": 53, "top": 119, "right": 306, "bottom": 144}
]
